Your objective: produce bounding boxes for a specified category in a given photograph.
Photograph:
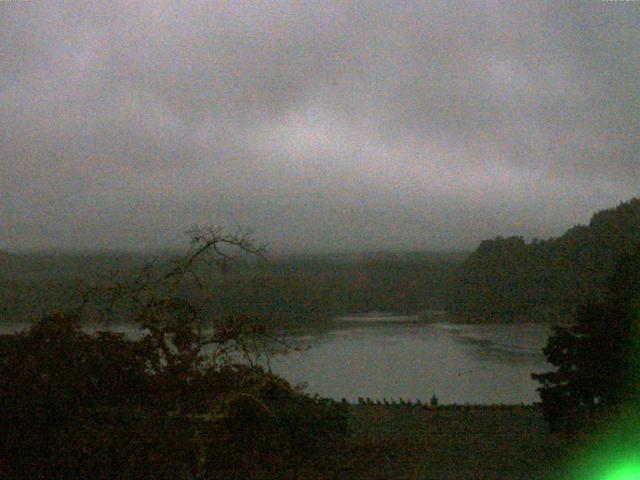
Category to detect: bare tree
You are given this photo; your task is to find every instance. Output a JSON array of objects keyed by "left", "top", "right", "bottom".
[{"left": 73, "top": 225, "right": 289, "bottom": 370}]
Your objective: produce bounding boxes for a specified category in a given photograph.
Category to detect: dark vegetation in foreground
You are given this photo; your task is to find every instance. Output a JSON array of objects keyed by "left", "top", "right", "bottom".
[
  {"left": 0, "top": 308, "right": 574, "bottom": 480},
  {"left": 0, "top": 313, "right": 347, "bottom": 479},
  {"left": 0, "top": 227, "right": 350, "bottom": 479},
  {"left": 533, "top": 243, "right": 640, "bottom": 433},
  {"left": 0, "top": 323, "right": 570, "bottom": 480},
  {"left": 2, "top": 200, "right": 640, "bottom": 478}
]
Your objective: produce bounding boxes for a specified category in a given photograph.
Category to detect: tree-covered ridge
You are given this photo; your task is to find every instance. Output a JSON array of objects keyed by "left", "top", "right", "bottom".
[
  {"left": 447, "top": 198, "right": 640, "bottom": 322},
  {"left": 0, "top": 251, "right": 464, "bottom": 326}
]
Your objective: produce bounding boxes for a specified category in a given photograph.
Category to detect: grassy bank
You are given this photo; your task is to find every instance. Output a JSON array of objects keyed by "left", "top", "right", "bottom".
[{"left": 304, "top": 405, "right": 571, "bottom": 480}]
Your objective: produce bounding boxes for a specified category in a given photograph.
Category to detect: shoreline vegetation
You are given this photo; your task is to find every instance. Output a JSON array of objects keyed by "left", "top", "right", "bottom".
[
  {"left": 0, "top": 250, "right": 464, "bottom": 328},
  {"left": 2, "top": 199, "right": 636, "bottom": 328},
  {"left": 448, "top": 198, "right": 640, "bottom": 322},
  {"left": 1, "top": 198, "right": 638, "bottom": 478}
]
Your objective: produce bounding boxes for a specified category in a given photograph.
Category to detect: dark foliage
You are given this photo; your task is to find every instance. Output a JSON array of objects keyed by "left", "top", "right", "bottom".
[
  {"left": 532, "top": 245, "right": 640, "bottom": 432},
  {"left": 448, "top": 198, "right": 640, "bottom": 322},
  {"left": 0, "top": 227, "right": 348, "bottom": 479},
  {"left": 0, "top": 315, "right": 348, "bottom": 479}
]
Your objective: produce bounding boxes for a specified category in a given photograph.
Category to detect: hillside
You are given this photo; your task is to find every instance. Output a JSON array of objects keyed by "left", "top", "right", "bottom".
[
  {"left": 447, "top": 198, "right": 640, "bottom": 322},
  {"left": 0, "top": 251, "right": 464, "bottom": 326}
]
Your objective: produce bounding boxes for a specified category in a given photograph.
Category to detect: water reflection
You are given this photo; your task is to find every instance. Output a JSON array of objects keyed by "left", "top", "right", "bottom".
[
  {"left": 270, "top": 320, "right": 553, "bottom": 405},
  {"left": 1, "top": 318, "right": 553, "bottom": 405}
]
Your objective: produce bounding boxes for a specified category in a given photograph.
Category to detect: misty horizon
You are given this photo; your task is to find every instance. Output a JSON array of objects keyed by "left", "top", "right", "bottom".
[
  {"left": 1, "top": 198, "right": 631, "bottom": 257},
  {"left": 2, "top": 1, "right": 638, "bottom": 253}
]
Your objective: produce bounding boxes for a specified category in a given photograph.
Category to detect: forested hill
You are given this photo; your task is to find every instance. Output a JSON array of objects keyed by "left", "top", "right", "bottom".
[
  {"left": 447, "top": 198, "right": 640, "bottom": 322},
  {"left": 0, "top": 250, "right": 464, "bottom": 326}
]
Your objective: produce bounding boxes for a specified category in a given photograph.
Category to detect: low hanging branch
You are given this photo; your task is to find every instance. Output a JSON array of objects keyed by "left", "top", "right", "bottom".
[
  {"left": 71, "top": 224, "right": 279, "bottom": 370},
  {"left": 165, "top": 225, "right": 267, "bottom": 282}
]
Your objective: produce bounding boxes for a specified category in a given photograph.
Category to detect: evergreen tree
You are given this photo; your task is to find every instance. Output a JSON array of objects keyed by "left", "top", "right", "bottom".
[{"left": 532, "top": 244, "right": 640, "bottom": 432}]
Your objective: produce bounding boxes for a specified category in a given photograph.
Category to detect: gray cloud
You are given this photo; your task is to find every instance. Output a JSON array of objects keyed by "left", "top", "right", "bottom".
[{"left": 2, "top": 1, "right": 638, "bottom": 253}]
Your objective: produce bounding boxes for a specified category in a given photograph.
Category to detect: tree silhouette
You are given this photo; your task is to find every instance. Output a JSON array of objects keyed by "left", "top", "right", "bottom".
[
  {"left": 0, "top": 226, "right": 347, "bottom": 479},
  {"left": 532, "top": 244, "right": 640, "bottom": 432},
  {"left": 449, "top": 198, "right": 640, "bottom": 322}
]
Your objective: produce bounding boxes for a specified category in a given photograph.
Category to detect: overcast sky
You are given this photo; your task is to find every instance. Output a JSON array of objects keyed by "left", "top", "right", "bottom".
[{"left": 1, "top": 1, "right": 638, "bottom": 253}]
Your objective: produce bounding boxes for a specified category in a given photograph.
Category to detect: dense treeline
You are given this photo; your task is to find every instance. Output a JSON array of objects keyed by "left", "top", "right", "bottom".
[
  {"left": 0, "top": 250, "right": 465, "bottom": 327},
  {"left": 213, "top": 252, "right": 463, "bottom": 323},
  {"left": 447, "top": 198, "right": 640, "bottom": 322}
]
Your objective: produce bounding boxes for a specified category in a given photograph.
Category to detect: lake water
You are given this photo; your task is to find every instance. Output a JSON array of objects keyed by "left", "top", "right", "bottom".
[
  {"left": 1, "top": 315, "right": 555, "bottom": 405},
  {"left": 270, "top": 316, "right": 554, "bottom": 405}
]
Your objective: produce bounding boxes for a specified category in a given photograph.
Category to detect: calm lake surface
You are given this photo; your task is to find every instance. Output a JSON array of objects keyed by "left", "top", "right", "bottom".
[
  {"left": 1, "top": 315, "right": 554, "bottom": 405},
  {"left": 270, "top": 316, "right": 553, "bottom": 405}
]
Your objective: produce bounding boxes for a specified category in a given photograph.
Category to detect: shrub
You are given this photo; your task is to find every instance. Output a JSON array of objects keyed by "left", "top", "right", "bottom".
[
  {"left": 0, "top": 227, "right": 348, "bottom": 479},
  {"left": 0, "top": 312, "right": 348, "bottom": 479}
]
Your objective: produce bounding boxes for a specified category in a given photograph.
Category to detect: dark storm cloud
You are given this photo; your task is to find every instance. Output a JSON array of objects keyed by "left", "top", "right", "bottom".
[{"left": 1, "top": 1, "right": 638, "bottom": 252}]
